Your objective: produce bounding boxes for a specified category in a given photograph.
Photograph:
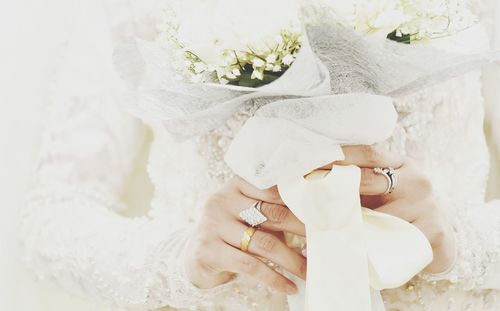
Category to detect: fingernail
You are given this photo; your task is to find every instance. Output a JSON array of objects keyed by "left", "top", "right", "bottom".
[
  {"left": 286, "top": 283, "right": 298, "bottom": 295},
  {"left": 301, "top": 247, "right": 307, "bottom": 258}
]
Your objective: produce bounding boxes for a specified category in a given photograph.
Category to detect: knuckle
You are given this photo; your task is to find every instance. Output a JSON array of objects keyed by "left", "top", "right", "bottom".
[
  {"left": 192, "top": 248, "right": 207, "bottom": 266},
  {"left": 416, "top": 175, "right": 434, "bottom": 194},
  {"left": 189, "top": 241, "right": 210, "bottom": 266},
  {"left": 430, "top": 226, "right": 447, "bottom": 248},
  {"left": 265, "top": 187, "right": 282, "bottom": 203},
  {"left": 270, "top": 275, "right": 285, "bottom": 290},
  {"left": 298, "top": 260, "right": 307, "bottom": 277},
  {"left": 264, "top": 204, "right": 290, "bottom": 224},
  {"left": 202, "top": 193, "right": 230, "bottom": 221},
  {"left": 229, "top": 176, "right": 243, "bottom": 187},
  {"left": 361, "top": 168, "right": 376, "bottom": 185},
  {"left": 421, "top": 197, "right": 440, "bottom": 213},
  {"left": 427, "top": 199, "right": 439, "bottom": 211},
  {"left": 204, "top": 193, "right": 225, "bottom": 211},
  {"left": 422, "top": 215, "right": 450, "bottom": 248},
  {"left": 363, "top": 145, "right": 382, "bottom": 164},
  {"left": 255, "top": 233, "right": 279, "bottom": 253},
  {"left": 197, "top": 214, "right": 219, "bottom": 233}
]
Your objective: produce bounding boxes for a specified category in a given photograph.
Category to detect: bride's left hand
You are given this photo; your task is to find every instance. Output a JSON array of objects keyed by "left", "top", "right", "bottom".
[{"left": 322, "top": 145, "right": 456, "bottom": 274}]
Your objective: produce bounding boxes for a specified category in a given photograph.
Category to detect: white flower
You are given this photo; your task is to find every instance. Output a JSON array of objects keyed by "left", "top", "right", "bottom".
[
  {"left": 252, "top": 58, "right": 266, "bottom": 68},
  {"left": 251, "top": 70, "right": 264, "bottom": 80},
  {"left": 175, "top": 0, "right": 301, "bottom": 65},
  {"left": 282, "top": 54, "right": 295, "bottom": 66},
  {"left": 266, "top": 54, "right": 278, "bottom": 64},
  {"left": 324, "top": 0, "right": 476, "bottom": 42},
  {"left": 232, "top": 68, "right": 241, "bottom": 76}
]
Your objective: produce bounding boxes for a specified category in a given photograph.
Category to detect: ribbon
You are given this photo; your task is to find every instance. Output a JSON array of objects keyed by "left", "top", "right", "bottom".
[
  {"left": 225, "top": 94, "right": 433, "bottom": 310},
  {"left": 279, "top": 168, "right": 433, "bottom": 310}
]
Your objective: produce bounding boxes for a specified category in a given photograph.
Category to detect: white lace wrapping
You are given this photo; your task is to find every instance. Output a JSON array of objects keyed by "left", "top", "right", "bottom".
[{"left": 113, "top": 18, "right": 499, "bottom": 140}]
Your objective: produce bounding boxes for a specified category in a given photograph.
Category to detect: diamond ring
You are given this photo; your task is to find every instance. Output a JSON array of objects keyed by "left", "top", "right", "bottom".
[{"left": 239, "top": 201, "right": 268, "bottom": 227}]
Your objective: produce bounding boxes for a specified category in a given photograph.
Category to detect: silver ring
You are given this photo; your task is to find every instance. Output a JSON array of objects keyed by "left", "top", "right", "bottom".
[
  {"left": 373, "top": 167, "right": 398, "bottom": 195},
  {"left": 239, "top": 201, "right": 268, "bottom": 227}
]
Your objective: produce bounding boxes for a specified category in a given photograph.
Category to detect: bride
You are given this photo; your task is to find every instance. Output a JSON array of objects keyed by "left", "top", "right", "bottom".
[{"left": 20, "top": 0, "right": 500, "bottom": 310}]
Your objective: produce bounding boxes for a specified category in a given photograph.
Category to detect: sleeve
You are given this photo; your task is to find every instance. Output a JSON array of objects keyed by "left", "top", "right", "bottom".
[
  {"left": 483, "top": 0, "right": 500, "bottom": 196},
  {"left": 20, "top": 1, "right": 228, "bottom": 309},
  {"left": 420, "top": 2, "right": 500, "bottom": 289},
  {"left": 420, "top": 201, "right": 500, "bottom": 290}
]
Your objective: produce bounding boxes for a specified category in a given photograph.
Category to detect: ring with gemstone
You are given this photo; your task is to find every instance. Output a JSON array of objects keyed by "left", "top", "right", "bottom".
[
  {"left": 373, "top": 167, "right": 398, "bottom": 195},
  {"left": 239, "top": 201, "right": 268, "bottom": 227}
]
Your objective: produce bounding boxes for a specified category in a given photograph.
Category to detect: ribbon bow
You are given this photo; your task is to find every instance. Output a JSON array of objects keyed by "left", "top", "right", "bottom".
[
  {"left": 279, "top": 168, "right": 433, "bottom": 310},
  {"left": 225, "top": 94, "right": 433, "bottom": 310}
]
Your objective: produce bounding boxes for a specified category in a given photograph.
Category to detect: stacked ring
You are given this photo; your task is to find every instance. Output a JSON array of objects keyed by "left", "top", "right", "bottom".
[
  {"left": 374, "top": 167, "right": 398, "bottom": 195},
  {"left": 240, "top": 226, "right": 257, "bottom": 252}
]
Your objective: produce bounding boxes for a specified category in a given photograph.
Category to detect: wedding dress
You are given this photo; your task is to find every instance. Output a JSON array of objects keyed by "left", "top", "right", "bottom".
[{"left": 20, "top": 1, "right": 500, "bottom": 310}]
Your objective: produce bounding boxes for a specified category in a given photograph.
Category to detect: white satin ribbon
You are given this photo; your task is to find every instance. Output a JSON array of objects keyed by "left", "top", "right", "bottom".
[
  {"left": 279, "top": 168, "right": 433, "bottom": 310},
  {"left": 225, "top": 94, "right": 433, "bottom": 310}
]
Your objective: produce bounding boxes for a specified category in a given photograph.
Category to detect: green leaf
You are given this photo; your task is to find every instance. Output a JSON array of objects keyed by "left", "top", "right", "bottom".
[
  {"left": 387, "top": 30, "right": 412, "bottom": 44},
  {"left": 227, "top": 68, "right": 284, "bottom": 88}
]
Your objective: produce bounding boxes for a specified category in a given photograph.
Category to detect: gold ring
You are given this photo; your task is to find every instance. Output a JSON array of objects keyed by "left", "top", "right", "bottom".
[{"left": 240, "top": 226, "right": 257, "bottom": 252}]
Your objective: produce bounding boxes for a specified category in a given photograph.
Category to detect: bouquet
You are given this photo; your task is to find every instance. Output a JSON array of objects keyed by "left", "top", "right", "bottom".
[
  {"left": 114, "top": 1, "right": 497, "bottom": 309},
  {"left": 160, "top": 0, "right": 478, "bottom": 91},
  {"left": 161, "top": 0, "right": 302, "bottom": 87}
]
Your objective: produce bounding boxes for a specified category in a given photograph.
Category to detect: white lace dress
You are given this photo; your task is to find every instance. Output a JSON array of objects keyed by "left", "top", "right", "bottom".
[{"left": 20, "top": 2, "right": 500, "bottom": 311}]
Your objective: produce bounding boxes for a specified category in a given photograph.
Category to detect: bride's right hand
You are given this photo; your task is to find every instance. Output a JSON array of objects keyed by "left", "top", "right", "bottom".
[{"left": 185, "top": 177, "right": 307, "bottom": 294}]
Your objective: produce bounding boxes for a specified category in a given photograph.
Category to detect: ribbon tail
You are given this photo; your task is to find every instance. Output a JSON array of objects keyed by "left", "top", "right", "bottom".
[
  {"left": 279, "top": 166, "right": 375, "bottom": 311},
  {"left": 305, "top": 226, "right": 372, "bottom": 311},
  {"left": 363, "top": 208, "right": 433, "bottom": 290}
]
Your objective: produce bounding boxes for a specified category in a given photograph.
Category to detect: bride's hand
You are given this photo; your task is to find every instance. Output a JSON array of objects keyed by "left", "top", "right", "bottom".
[
  {"left": 324, "top": 145, "right": 455, "bottom": 273},
  {"left": 185, "top": 177, "right": 306, "bottom": 294}
]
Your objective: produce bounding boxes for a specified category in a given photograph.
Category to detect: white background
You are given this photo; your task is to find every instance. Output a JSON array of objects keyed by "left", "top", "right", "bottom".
[{"left": 0, "top": 0, "right": 99, "bottom": 310}]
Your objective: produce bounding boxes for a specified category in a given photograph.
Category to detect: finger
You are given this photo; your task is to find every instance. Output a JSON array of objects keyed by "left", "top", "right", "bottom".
[
  {"left": 218, "top": 245, "right": 298, "bottom": 294},
  {"left": 359, "top": 168, "right": 394, "bottom": 196},
  {"left": 259, "top": 202, "right": 306, "bottom": 236},
  {"left": 321, "top": 145, "right": 405, "bottom": 169},
  {"left": 234, "top": 195, "right": 305, "bottom": 236},
  {"left": 359, "top": 167, "right": 409, "bottom": 199},
  {"left": 187, "top": 241, "right": 236, "bottom": 288},
  {"left": 360, "top": 195, "right": 387, "bottom": 209},
  {"left": 221, "top": 223, "right": 307, "bottom": 280},
  {"left": 233, "top": 176, "right": 285, "bottom": 205},
  {"left": 373, "top": 199, "right": 418, "bottom": 223}
]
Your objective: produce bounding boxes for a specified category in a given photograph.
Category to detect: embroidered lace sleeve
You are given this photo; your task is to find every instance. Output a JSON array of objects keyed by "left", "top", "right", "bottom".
[{"left": 20, "top": 2, "right": 231, "bottom": 309}]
